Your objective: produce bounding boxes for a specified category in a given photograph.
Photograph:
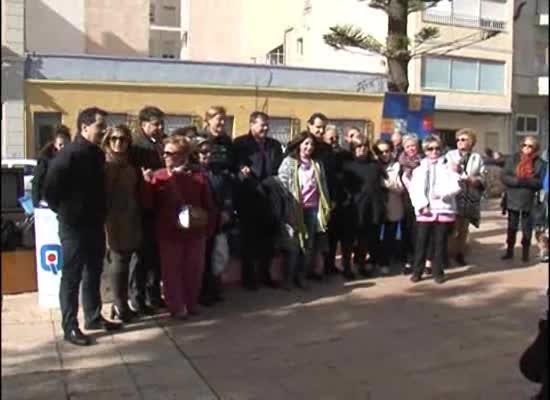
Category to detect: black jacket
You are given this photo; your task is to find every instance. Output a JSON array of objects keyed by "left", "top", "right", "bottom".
[
  {"left": 32, "top": 156, "right": 51, "bottom": 207},
  {"left": 43, "top": 135, "right": 107, "bottom": 228},
  {"left": 501, "top": 153, "right": 546, "bottom": 212},
  {"left": 130, "top": 131, "right": 164, "bottom": 171},
  {"left": 341, "top": 157, "right": 387, "bottom": 229},
  {"left": 205, "top": 133, "right": 236, "bottom": 173},
  {"left": 233, "top": 133, "right": 283, "bottom": 182}
]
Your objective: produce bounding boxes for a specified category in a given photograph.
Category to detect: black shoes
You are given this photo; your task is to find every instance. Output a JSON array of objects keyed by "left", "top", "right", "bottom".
[
  {"left": 425, "top": 267, "right": 433, "bottom": 276},
  {"left": 293, "top": 278, "right": 309, "bottom": 290},
  {"left": 128, "top": 300, "right": 155, "bottom": 316},
  {"left": 434, "top": 275, "right": 446, "bottom": 284},
  {"left": 455, "top": 254, "right": 467, "bottom": 266},
  {"left": 84, "top": 316, "right": 122, "bottom": 332},
  {"left": 522, "top": 246, "right": 530, "bottom": 262},
  {"left": 410, "top": 274, "right": 421, "bottom": 283},
  {"left": 64, "top": 328, "right": 92, "bottom": 346},
  {"left": 110, "top": 305, "right": 136, "bottom": 323},
  {"left": 501, "top": 248, "right": 514, "bottom": 260},
  {"left": 342, "top": 269, "right": 356, "bottom": 281},
  {"left": 306, "top": 272, "right": 324, "bottom": 281}
]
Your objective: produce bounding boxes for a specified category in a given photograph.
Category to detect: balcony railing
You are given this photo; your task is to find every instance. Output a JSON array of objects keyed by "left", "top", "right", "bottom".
[{"left": 423, "top": 11, "right": 507, "bottom": 32}]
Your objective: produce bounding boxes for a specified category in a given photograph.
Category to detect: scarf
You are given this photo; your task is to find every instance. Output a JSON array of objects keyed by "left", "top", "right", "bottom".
[
  {"left": 398, "top": 152, "right": 421, "bottom": 178},
  {"left": 516, "top": 153, "right": 536, "bottom": 178}
]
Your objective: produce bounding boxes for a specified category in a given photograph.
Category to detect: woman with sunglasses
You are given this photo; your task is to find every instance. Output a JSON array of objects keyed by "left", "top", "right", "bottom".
[
  {"left": 375, "top": 139, "right": 404, "bottom": 275},
  {"left": 142, "top": 136, "right": 216, "bottom": 320},
  {"left": 278, "top": 131, "right": 331, "bottom": 284},
  {"left": 444, "top": 128, "right": 486, "bottom": 266},
  {"left": 409, "top": 135, "right": 461, "bottom": 284},
  {"left": 501, "top": 136, "right": 546, "bottom": 262},
  {"left": 101, "top": 125, "right": 143, "bottom": 322},
  {"left": 340, "top": 134, "right": 387, "bottom": 279}
]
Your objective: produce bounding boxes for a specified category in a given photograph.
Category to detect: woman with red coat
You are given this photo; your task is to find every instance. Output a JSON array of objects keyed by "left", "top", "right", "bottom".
[{"left": 142, "top": 136, "right": 216, "bottom": 320}]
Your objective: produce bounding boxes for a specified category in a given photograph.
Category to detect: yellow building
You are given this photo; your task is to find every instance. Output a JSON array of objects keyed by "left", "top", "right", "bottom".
[{"left": 24, "top": 54, "right": 385, "bottom": 157}]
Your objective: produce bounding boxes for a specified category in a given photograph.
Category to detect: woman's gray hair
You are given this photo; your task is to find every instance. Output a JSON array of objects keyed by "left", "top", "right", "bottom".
[
  {"left": 402, "top": 134, "right": 419, "bottom": 147},
  {"left": 325, "top": 124, "right": 337, "bottom": 134},
  {"left": 421, "top": 134, "right": 442, "bottom": 152}
]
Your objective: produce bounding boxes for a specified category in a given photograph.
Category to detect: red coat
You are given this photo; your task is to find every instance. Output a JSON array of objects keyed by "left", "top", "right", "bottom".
[{"left": 143, "top": 168, "right": 217, "bottom": 240}]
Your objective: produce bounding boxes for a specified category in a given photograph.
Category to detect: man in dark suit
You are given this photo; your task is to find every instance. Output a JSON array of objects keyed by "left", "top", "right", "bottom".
[
  {"left": 129, "top": 106, "right": 166, "bottom": 314},
  {"left": 234, "top": 112, "right": 283, "bottom": 290},
  {"left": 44, "top": 107, "right": 121, "bottom": 346}
]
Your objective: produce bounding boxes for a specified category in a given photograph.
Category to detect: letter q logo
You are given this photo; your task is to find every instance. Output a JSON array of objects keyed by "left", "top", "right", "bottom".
[{"left": 40, "top": 244, "right": 63, "bottom": 275}]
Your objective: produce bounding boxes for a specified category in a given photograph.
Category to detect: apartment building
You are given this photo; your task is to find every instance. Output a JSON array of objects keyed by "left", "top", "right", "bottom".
[
  {"left": 511, "top": 0, "right": 549, "bottom": 151},
  {"left": 1, "top": 0, "right": 25, "bottom": 158}
]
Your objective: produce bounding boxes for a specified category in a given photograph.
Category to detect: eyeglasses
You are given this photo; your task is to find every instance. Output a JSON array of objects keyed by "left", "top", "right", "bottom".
[
  {"left": 110, "top": 136, "right": 127, "bottom": 143},
  {"left": 426, "top": 146, "right": 441, "bottom": 152},
  {"left": 456, "top": 137, "right": 469, "bottom": 143},
  {"left": 522, "top": 143, "right": 535, "bottom": 149}
]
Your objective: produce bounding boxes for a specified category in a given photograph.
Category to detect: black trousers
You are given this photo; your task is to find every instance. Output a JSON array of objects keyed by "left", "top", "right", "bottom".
[
  {"left": 413, "top": 221, "right": 450, "bottom": 279},
  {"left": 129, "top": 217, "right": 162, "bottom": 307},
  {"left": 200, "top": 236, "right": 220, "bottom": 301},
  {"left": 108, "top": 250, "right": 133, "bottom": 311},
  {"left": 59, "top": 224, "right": 105, "bottom": 334},
  {"left": 401, "top": 199, "right": 417, "bottom": 265},
  {"left": 379, "top": 221, "right": 399, "bottom": 267},
  {"left": 355, "top": 224, "right": 382, "bottom": 267},
  {"left": 507, "top": 209, "right": 534, "bottom": 248},
  {"left": 240, "top": 223, "right": 274, "bottom": 287}
]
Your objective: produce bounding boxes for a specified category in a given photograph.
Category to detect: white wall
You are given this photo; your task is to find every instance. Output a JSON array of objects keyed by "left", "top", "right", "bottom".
[{"left": 26, "top": 0, "right": 86, "bottom": 53}]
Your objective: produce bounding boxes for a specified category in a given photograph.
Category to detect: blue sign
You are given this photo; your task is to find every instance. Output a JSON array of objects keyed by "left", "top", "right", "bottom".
[
  {"left": 380, "top": 93, "right": 436, "bottom": 140},
  {"left": 40, "top": 244, "right": 63, "bottom": 275}
]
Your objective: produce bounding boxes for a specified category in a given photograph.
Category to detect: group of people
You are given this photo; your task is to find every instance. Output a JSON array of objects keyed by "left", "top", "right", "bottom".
[{"left": 32, "top": 105, "right": 548, "bottom": 347}]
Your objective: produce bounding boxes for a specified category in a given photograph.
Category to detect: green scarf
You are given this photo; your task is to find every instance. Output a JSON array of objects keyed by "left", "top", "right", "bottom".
[{"left": 291, "top": 159, "right": 331, "bottom": 249}]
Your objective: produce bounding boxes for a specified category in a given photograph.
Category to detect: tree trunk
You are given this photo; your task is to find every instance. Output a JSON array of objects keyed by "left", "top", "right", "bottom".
[{"left": 386, "top": 0, "right": 410, "bottom": 92}]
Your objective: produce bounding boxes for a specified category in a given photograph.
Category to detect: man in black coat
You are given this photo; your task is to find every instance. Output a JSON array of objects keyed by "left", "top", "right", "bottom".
[
  {"left": 44, "top": 107, "right": 121, "bottom": 346},
  {"left": 128, "top": 106, "right": 165, "bottom": 314},
  {"left": 234, "top": 111, "right": 283, "bottom": 290}
]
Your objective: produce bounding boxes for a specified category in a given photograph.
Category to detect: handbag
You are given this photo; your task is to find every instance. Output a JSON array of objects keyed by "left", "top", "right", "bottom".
[
  {"left": 211, "top": 232, "right": 229, "bottom": 276},
  {"left": 168, "top": 171, "right": 209, "bottom": 230}
]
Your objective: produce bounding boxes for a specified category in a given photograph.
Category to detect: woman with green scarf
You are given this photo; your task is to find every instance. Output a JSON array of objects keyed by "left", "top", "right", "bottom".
[{"left": 278, "top": 131, "right": 331, "bottom": 281}]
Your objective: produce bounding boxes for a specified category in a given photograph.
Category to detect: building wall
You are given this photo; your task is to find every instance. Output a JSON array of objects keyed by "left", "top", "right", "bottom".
[
  {"left": 25, "top": 0, "right": 86, "bottom": 53},
  {"left": 85, "top": 0, "right": 149, "bottom": 56},
  {"left": 409, "top": 5, "right": 515, "bottom": 114},
  {"left": 1, "top": 0, "right": 25, "bottom": 158},
  {"left": 24, "top": 81, "right": 383, "bottom": 157}
]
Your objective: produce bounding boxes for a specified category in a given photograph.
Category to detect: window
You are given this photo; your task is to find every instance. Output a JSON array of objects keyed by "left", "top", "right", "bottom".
[
  {"left": 269, "top": 117, "right": 292, "bottom": 145},
  {"left": 423, "top": 0, "right": 507, "bottom": 31},
  {"left": 164, "top": 114, "right": 192, "bottom": 135},
  {"left": 106, "top": 113, "right": 128, "bottom": 127},
  {"left": 422, "top": 56, "right": 505, "bottom": 94},
  {"left": 150, "top": 0, "right": 180, "bottom": 28},
  {"left": 297, "top": 38, "right": 304, "bottom": 56},
  {"left": 516, "top": 115, "right": 539, "bottom": 136},
  {"left": 150, "top": 30, "right": 182, "bottom": 59},
  {"left": 266, "top": 45, "right": 284, "bottom": 65},
  {"left": 537, "top": 0, "right": 549, "bottom": 15},
  {"left": 329, "top": 119, "right": 367, "bottom": 146},
  {"left": 33, "top": 112, "right": 62, "bottom": 154},
  {"left": 149, "top": 0, "right": 185, "bottom": 58}
]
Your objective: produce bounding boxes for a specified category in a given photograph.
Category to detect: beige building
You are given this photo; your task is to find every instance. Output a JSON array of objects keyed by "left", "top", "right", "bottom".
[{"left": 1, "top": 0, "right": 26, "bottom": 158}]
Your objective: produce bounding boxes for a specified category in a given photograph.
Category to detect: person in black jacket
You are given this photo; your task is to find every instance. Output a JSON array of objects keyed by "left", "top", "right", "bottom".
[
  {"left": 44, "top": 107, "right": 121, "bottom": 346},
  {"left": 501, "top": 136, "right": 547, "bottom": 262},
  {"left": 234, "top": 111, "right": 283, "bottom": 290},
  {"left": 201, "top": 106, "right": 236, "bottom": 173},
  {"left": 340, "top": 134, "right": 387, "bottom": 279},
  {"left": 128, "top": 106, "right": 166, "bottom": 315},
  {"left": 32, "top": 125, "right": 71, "bottom": 207}
]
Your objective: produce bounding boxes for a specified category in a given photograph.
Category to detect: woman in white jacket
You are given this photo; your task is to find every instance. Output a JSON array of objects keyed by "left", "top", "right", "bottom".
[
  {"left": 409, "top": 135, "right": 461, "bottom": 284},
  {"left": 375, "top": 139, "right": 405, "bottom": 275}
]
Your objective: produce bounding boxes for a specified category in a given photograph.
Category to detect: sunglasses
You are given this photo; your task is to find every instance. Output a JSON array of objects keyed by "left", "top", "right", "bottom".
[
  {"left": 378, "top": 149, "right": 391, "bottom": 154},
  {"left": 163, "top": 150, "right": 179, "bottom": 157},
  {"left": 456, "top": 137, "right": 469, "bottom": 142},
  {"left": 426, "top": 146, "right": 441, "bottom": 152},
  {"left": 110, "top": 135, "right": 127, "bottom": 143},
  {"left": 522, "top": 143, "right": 535, "bottom": 149}
]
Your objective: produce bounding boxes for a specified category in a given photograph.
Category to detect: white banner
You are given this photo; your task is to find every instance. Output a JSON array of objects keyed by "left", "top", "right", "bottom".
[{"left": 34, "top": 208, "right": 62, "bottom": 309}]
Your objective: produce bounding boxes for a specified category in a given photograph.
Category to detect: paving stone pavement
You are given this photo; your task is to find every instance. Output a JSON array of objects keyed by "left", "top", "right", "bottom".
[{"left": 2, "top": 202, "right": 548, "bottom": 399}]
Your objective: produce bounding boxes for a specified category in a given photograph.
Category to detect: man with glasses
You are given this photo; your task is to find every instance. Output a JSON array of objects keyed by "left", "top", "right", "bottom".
[
  {"left": 445, "top": 128, "right": 486, "bottom": 266},
  {"left": 129, "top": 106, "right": 166, "bottom": 314},
  {"left": 44, "top": 107, "right": 122, "bottom": 346}
]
